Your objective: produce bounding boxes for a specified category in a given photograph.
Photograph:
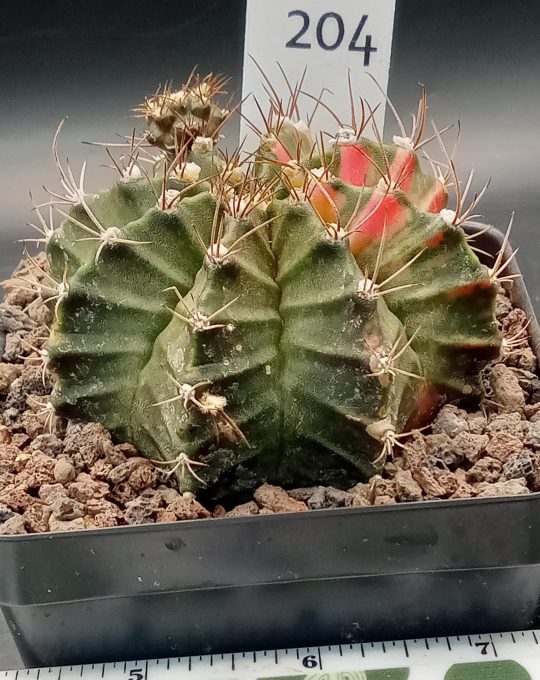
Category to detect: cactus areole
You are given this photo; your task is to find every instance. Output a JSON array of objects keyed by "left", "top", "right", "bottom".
[{"left": 41, "top": 73, "right": 501, "bottom": 498}]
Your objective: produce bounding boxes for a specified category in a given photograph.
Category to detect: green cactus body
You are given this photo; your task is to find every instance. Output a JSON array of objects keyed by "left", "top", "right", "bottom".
[
  {"left": 48, "top": 191, "right": 218, "bottom": 438},
  {"left": 49, "top": 187, "right": 420, "bottom": 493},
  {"left": 43, "top": 76, "right": 502, "bottom": 493}
]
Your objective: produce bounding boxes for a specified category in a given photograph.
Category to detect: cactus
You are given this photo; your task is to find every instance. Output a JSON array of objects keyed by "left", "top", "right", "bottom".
[{"left": 33, "top": 74, "right": 502, "bottom": 496}]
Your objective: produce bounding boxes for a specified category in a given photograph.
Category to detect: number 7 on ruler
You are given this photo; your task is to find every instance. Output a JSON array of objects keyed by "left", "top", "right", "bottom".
[{"left": 241, "top": 0, "right": 397, "bottom": 148}]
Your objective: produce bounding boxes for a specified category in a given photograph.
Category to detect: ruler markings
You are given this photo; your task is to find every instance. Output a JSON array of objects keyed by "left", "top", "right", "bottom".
[
  {"left": 317, "top": 647, "right": 323, "bottom": 671},
  {"left": 7, "top": 630, "right": 540, "bottom": 678}
]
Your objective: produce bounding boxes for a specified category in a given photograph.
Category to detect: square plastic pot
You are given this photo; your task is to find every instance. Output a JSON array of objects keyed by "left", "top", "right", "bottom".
[{"left": 1, "top": 227, "right": 539, "bottom": 668}]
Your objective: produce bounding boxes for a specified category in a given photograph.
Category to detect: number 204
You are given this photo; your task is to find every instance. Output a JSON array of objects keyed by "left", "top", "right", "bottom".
[{"left": 286, "top": 11, "right": 378, "bottom": 66}]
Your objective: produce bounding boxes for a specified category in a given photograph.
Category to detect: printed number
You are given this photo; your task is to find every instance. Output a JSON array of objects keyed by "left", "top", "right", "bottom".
[
  {"left": 316, "top": 12, "right": 345, "bottom": 51},
  {"left": 286, "top": 12, "right": 378, "bottom": 65},
  {"left": 302, "top": 655, "right": 318, "bottom": 669},
  {"left": 285, "top": 10, "right": 310, "bottom": 49},
  {"left": 128, "top": 670, "right": 144, "bottom": 680},
  {"left": 475, "top": 642, "right": 490, "bottom": 655}
]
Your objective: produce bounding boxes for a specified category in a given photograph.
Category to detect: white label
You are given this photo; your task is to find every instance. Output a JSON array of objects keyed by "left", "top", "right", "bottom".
[{"left": 241, "top": 0, "right": 397, "bottom": 151}]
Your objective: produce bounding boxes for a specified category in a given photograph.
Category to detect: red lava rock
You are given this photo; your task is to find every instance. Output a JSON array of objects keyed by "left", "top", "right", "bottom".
[
  {"left": 38, "top": 483, "right": 68, "bottom": 504},
  {"left": 49, "top": 516, "right": 85, "bottom": 532},
  {"left": 128, "top": 464, "right": 158, "bottom": 492},
  {"left": 525, "top": 421, "right": 540, "bottom": 450},
  {"left": 432, "top": 405, "right": 469, "bottom": 438},
  {"left": 86, "top": 513, "right": 119, "bottom": 529},
  {"left": 67, "top": 474, "right": 109, "bottom": 502},
  {"left": 26, "top": 302, "right": 53, "bottom": 327},
  {"left": 503, "top": 450, "right": 536, "bottom": 481},
  {"left": 4, "top": 285, "right": 36, "bottom": 308},
  {"left": 156, "top": 509, "right": 178, "bottom": 523},
  {"left": 503, "top": 308, "right": 529, "bottom": 337},
  {"left": 451, "top": 480, "right": 476, "bottom": 499},
  {"left": 7, "top": 366, "right": 51, "bottom": 415},
  {"left": 467, "top": 411, "right": 487, "bottom": 435},
  {"left": 212, "top": 505, "right": 226, "bottom": 518},
  {"left": 115, "top": 442, "right": 139, "bottom": 458},
  {"left": 424, "top": 433, "right": 463, "bottom": 468},
  {"left": 11, "top": 433, "right": 30, "bottom": 449},
  {"left": 516, "top": 347, "right": 537, "bottom": 372},
  {"left": 225, "top": 501, "right": 260, "bottom": 517},
  {"left": 490, "top": 364, "right": 526, "bottom": 413},
  {"left": 24, "top": 452, "right": 56, "bottom": 488},
  {"left": 90, "top": 459, "right": 113, "bottom": 480},
  {"left": 23, "top": 502, "right": 52, "bottom": 533},
  {"left": 411, "top": 468, "right": 446, "bottom": 498},
  {"left": 0, "top": 487, "right": 36, "bottom": 512},
  {"left": 54, "top": 457, "right": 76, "bottom": 484},
  {"left": 63, "top": 422, "right": 112, "bottom": 469},
  {"left": 0, "top": 514, "right": 27, "bottom": 534},
  {"left": 372, "top": 495, "right": 397, "bottom": 506},
  {"left": 0, "top": 503, "right": 15, "bottom": 523},
  {"left": 20, "top": 411, "right": 46, "bottom": 438},
  {"left": 30, "top": 433, "right": 63, "bottom": 457},
  {"left": 288, "top": 486, "right": 321, "bottom": 501},
  {"left": 0, "top": 364, "right": 23, "bottom": 394},
  {"left": 399, "top": 434, "right": 427, "bottom": 469},
  {"left": 366, "top": 476, "right": 396, "bottom": 504},
  {"left": 104, "top": 445, "right": 127, "bottom": 467},
  {"left": 486, "top": 412, "right": 524, "bottom": 438},
  {"left": 383, "top": 461, "right": 399, "bottom": 479},
  {"left": 485, "top": 432, "right": 523, "bottom": 462},
  {"left": 465, "top": 457, "right": 503, "bottom": 484},
  {"left": 306, "top": 487, "right": 327, "bottom": 509},
  {"left": 0, "top": 472, "right": 15, "bottom": 487},
  {"left": 394, "top": 469, "right": 423, "bottom": 502},
  {"left": 325, "top": 487, "right": 355, "bottom": 507},
  {"left": 495, "top": 293, "right": 513, "bottom": 320},
  {"left": 85, "top": 498, "right": 122, "bottom": 518},
  {"left": 51, "top": 496, "right": 85, "bottom": 521},
  {"left": 253, "top": 484, "right": 308, "bottom": 513},
  {"left": 110, "top": 482, "right": 137, "bottom": 505},
  {"left": 157, "top": 485, "right": 181, "bottom": 505},
  {"left": 348, "top": 482, "right": 370, "bottom": 506},
  {"left": 351, "top": 495, "right": 370, "bottom": 508},
  {"left": 0, "top": 444, "right": 22, "bottom": 474},
  {"left": 0, "top": 426, "right": 12, "bottom": 444},
  {"left": 168, "top": 495, "right": 211, "bottom": 520},
  {"left": 453, "top": 431, "right": 488, "bottom": 463},
  {"left": 124, "top": 496, "right": 160, "bottom": 525},
  {"left": 475, "top": 478, "right": 529, "bottom": 497},
  {"left": 107, "top": 457, "right": 151, "bottom": 485},
  {"left": 435, "top": 471, "right": 459, "bottom": 497}
]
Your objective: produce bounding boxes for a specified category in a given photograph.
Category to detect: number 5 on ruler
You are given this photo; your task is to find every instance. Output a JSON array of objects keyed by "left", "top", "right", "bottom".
[{"left": 241, "top": 0, "right": 397, "bottom": 148}]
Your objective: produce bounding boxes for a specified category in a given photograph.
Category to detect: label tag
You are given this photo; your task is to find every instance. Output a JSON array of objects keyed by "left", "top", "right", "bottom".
[{"left": 240, "top": 0, "right": 397, "bottom": 150}]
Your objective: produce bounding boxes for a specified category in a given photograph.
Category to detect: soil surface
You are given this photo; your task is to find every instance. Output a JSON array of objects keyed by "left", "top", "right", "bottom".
[{"left": 1, "top": 255, "right": 539, "bottom": 534}]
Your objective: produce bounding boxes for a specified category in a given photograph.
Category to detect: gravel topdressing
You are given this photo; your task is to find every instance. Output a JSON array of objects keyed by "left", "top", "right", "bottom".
[{"left": 0, "top": 254, "right": 539, "bottom": 534}]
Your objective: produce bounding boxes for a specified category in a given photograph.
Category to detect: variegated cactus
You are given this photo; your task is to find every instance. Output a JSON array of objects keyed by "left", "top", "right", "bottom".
[{"left": 26, "top": 73, "right": 504, "bottom": 497}]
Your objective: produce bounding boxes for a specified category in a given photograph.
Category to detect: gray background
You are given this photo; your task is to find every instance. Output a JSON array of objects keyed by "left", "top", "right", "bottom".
[{"left": 1, "top": 0, "right": 539, "bottom": 669}]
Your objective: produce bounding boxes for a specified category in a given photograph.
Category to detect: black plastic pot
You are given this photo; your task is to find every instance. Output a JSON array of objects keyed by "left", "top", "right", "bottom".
[{"left": 1, "top": 228, "right": 539, "bottom": 669}]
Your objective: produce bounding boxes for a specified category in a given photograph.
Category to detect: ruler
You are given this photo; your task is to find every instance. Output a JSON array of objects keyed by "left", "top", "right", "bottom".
[{"left": 5, "top": 631, "right": 540, "bottom": 679}]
